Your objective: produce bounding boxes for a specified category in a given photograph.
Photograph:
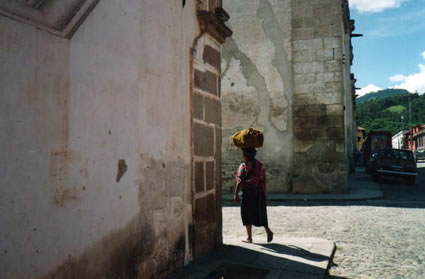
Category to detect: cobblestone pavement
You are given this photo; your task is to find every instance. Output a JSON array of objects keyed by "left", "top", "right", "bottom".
[{"left": 223, "top": 167, "right": 425, "bottom": 279}]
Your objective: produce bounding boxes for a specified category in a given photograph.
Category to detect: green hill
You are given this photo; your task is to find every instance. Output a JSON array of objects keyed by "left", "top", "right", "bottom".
[
  {"left": 356, "top": 91, "right": 425, "bottom": 135},
  {"left": 385, "top": 105, "right": 406, "bottom": 113},
  {"left": 356, "top": 88, "right": 410, "bottom": 104}
]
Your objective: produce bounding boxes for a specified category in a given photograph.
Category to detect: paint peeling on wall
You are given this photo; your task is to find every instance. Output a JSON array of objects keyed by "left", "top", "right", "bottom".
[
  {"left": 116, "top": 159, "right": 128, "bottom": 183},
  {"left": 222, "top": 0, "right": 353, "bottom": 193},
  {"left": 221, "top": 0, "right": 293, "bottom": 193}
]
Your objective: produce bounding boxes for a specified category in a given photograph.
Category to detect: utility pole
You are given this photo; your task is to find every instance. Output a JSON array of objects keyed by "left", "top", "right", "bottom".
[
  {"left": 401, "top": 115, "right": 404, "bottom": 130},
  {"left": 401, "top": 115, "right": 404, "bottom": 149},
  {"left": 409, "top": 96, "right": 413, "bottom": 150}
]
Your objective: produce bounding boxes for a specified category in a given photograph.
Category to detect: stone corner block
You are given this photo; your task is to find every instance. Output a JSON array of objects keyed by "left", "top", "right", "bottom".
[
  {"left": 194, "top": 69, "right": 218, "bottom": 96},
  {"left": 193, "top": 92, "right": 204, "bottom": 120},
  {"left": 203, "top": 45, "right": 221, "bottom": 70},
  {"left": 204, "top": 97, "right": 221, "bottom": 125},
  {"left": 194, "top": 123, "right": 214, "bottom": 157},
  {"left": 194, "top": 161, "right": 205, "bottom": 193},
  {"left": 206, "top": 161, "right": 215, "bottom": 191}
]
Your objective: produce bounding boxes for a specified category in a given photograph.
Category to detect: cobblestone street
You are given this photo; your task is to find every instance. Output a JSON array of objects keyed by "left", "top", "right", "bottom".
[{"left": 223, "top": 166, "right": 425, "bottom": 279}]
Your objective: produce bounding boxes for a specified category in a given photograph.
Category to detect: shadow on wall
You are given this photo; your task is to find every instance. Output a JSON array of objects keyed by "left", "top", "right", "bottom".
[{"left": 40, "top": 211, "right": 186, "bottom": 279}]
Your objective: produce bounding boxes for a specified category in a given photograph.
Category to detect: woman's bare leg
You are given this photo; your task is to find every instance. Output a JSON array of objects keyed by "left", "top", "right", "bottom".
[{"left": 243, "top": 225, "right": 253, "bottom": 243}]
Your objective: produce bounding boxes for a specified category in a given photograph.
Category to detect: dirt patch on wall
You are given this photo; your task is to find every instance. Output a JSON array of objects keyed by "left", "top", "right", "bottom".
[
  {"left": 40, "top": 153, "right": 190, "bottom": 279},
  {"left": 52, "top": 187, "right": 79, "bottom": 207},
  {"left": 40, "top": 208, "right": 186, "bottom": 279}
]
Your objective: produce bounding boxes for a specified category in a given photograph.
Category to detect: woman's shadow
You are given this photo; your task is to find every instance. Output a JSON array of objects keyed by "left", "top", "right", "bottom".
[
  {"left": 254, "top": 243, "right": 329, "bottom": 262},
  {"left": 255, "top": 243, "right": 348, "bottom": 278}
]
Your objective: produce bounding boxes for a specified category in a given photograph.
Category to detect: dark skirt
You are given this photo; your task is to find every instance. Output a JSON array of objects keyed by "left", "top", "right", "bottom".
[{"left": 241, "top": 191, "right": 268, "bottom": 227}]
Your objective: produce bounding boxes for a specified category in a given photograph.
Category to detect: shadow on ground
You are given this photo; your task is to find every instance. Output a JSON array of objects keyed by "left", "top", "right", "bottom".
[
  {"left": 167, "top": 242, "right": 332, "bottom": 279},
  {"left": 324, "top": 275, "right": 347, "bottom": 279},
  {"left": 255, "top": 243, "right": 328, "bottom": 262}
]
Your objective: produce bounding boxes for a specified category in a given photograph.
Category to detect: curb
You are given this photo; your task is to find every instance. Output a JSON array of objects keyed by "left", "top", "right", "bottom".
[{"left": 324, "top": 242, "right": 337, "bottom": 278}]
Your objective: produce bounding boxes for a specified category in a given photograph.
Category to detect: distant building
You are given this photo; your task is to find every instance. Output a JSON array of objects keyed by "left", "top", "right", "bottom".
[
  {"left": 405, "top": 125, "right": 425, "bottom": 151},
  {"left": 392, "top": 130, "right": 407, "bottom": 149},
  {"left": 357, "top": 127, "right": 366, "bottom": 151}
]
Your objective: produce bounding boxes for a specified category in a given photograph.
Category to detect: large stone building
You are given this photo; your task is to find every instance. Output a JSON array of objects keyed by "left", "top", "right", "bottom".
[
  {"left": 221, "top": 0, "right": 357, "bottom": 194},
  {"left": 0, "top": 0, "right": 230, "bottom": 278}
]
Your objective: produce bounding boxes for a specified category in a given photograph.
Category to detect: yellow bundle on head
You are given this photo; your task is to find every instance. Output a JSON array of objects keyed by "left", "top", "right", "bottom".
[{"left": 232, "top": 128, "right": 264, "bottom": 148}]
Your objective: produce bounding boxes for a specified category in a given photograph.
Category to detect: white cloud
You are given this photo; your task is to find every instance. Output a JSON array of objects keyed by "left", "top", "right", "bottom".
[
  {"left": 356, "top": 84, "right": 382, "bottom": 97},
  {"left": 349, "top": 0, "right": 407, "bottom": 13},
  {"left": 389, "top": 74, "right": 407, "bottom": 82},
  {"left": 391, "top": 52, "right": 425, "bottom": 94},
  {"left": 392, "top": 65, "right": 425, "bottom": 93}
]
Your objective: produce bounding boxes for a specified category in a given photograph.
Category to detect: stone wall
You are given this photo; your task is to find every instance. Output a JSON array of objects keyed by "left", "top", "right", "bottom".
[
  {"left": 291, "top": 0, "right": 348, "bottom": 193},
  {"left": 222, "top": 0, "right": 354, "bottom": 194},
  {"left": 342, "top": 0, "right": 357, "bottom": 173},
  {"left": 0, "top": 0, "right": 229, "bottom": 278}
]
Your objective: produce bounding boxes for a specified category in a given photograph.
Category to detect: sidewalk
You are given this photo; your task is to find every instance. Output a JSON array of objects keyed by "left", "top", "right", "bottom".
[
  {"left": 167, "top": 169, "right": 381, "bottom": 279},
  {"left": 167, "top": 237, "right": 335, "bottom": 279},
  {"left": 223, "top": 167, "right": 383, "bottom": 202}
]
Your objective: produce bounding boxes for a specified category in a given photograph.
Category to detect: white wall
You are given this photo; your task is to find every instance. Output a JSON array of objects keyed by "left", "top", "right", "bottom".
[
  {"left": 392, "top": 131, "right": 405, "bottom": 149},
  {"left": 0, "top": 0, "right": 198, "bottom": 278}
]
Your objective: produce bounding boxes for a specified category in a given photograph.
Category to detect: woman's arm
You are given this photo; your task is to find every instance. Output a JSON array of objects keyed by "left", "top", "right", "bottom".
[
  {"left": 234, "top": 163, "right": 246, "bottom": 203},
  {"left": 234, "top": 180, "right": 242, "bottom": 202},
  {"left": 262, "top": 165, "right": 267, "bottom": 197}
]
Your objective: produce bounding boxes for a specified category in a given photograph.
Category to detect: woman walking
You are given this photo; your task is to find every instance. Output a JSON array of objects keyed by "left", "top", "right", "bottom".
[{"left": 234, "top": 147, "right": 273, "bottom": 243}]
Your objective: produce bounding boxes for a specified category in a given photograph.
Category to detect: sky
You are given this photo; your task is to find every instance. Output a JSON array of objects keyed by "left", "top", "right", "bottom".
[{"left": 349, "top": 0, "right": 425, "bottom": 96}]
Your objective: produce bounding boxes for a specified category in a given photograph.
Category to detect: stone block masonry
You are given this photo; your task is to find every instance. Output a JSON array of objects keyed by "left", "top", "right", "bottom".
[
  {"left": 292, "top": 0, "right": 348, "bottom": 193},
  {"left": 191, "top": 3, "right": 231, "bottom": 256},
  {"left": 194, "top": 70, "right": 218, "bottom": 96},
  {"left": 194, "top": 122, "right": 214, "bottom": 157}
]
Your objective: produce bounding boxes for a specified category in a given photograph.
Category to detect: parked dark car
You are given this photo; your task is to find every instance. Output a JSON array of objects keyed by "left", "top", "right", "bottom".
[
  {"left": 415, "top": 149, "right": 425, "bottom": 163},
  {"left": 366, "top": 148, "right": 417, "bottom": 184}
]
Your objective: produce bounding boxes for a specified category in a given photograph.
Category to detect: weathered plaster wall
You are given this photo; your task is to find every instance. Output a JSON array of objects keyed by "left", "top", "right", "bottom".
[
  {"left": 221, "top": 0, "right": 293, "bottom": 193},
  {"left": 0, "top": 0, "right": 202, "bottom": 278},
  {"left": 222, "top": 0, "right": 352, "bottom": 194}
]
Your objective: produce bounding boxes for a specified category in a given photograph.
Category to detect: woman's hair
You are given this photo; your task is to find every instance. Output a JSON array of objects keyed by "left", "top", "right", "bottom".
[{"left": 242, "top": 148, "right": 257, "bottom": 159}]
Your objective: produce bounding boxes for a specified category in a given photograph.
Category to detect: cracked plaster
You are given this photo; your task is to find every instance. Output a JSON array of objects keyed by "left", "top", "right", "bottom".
[{"left": 222, "top": 0, "right": 293, "bottom": 192}]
